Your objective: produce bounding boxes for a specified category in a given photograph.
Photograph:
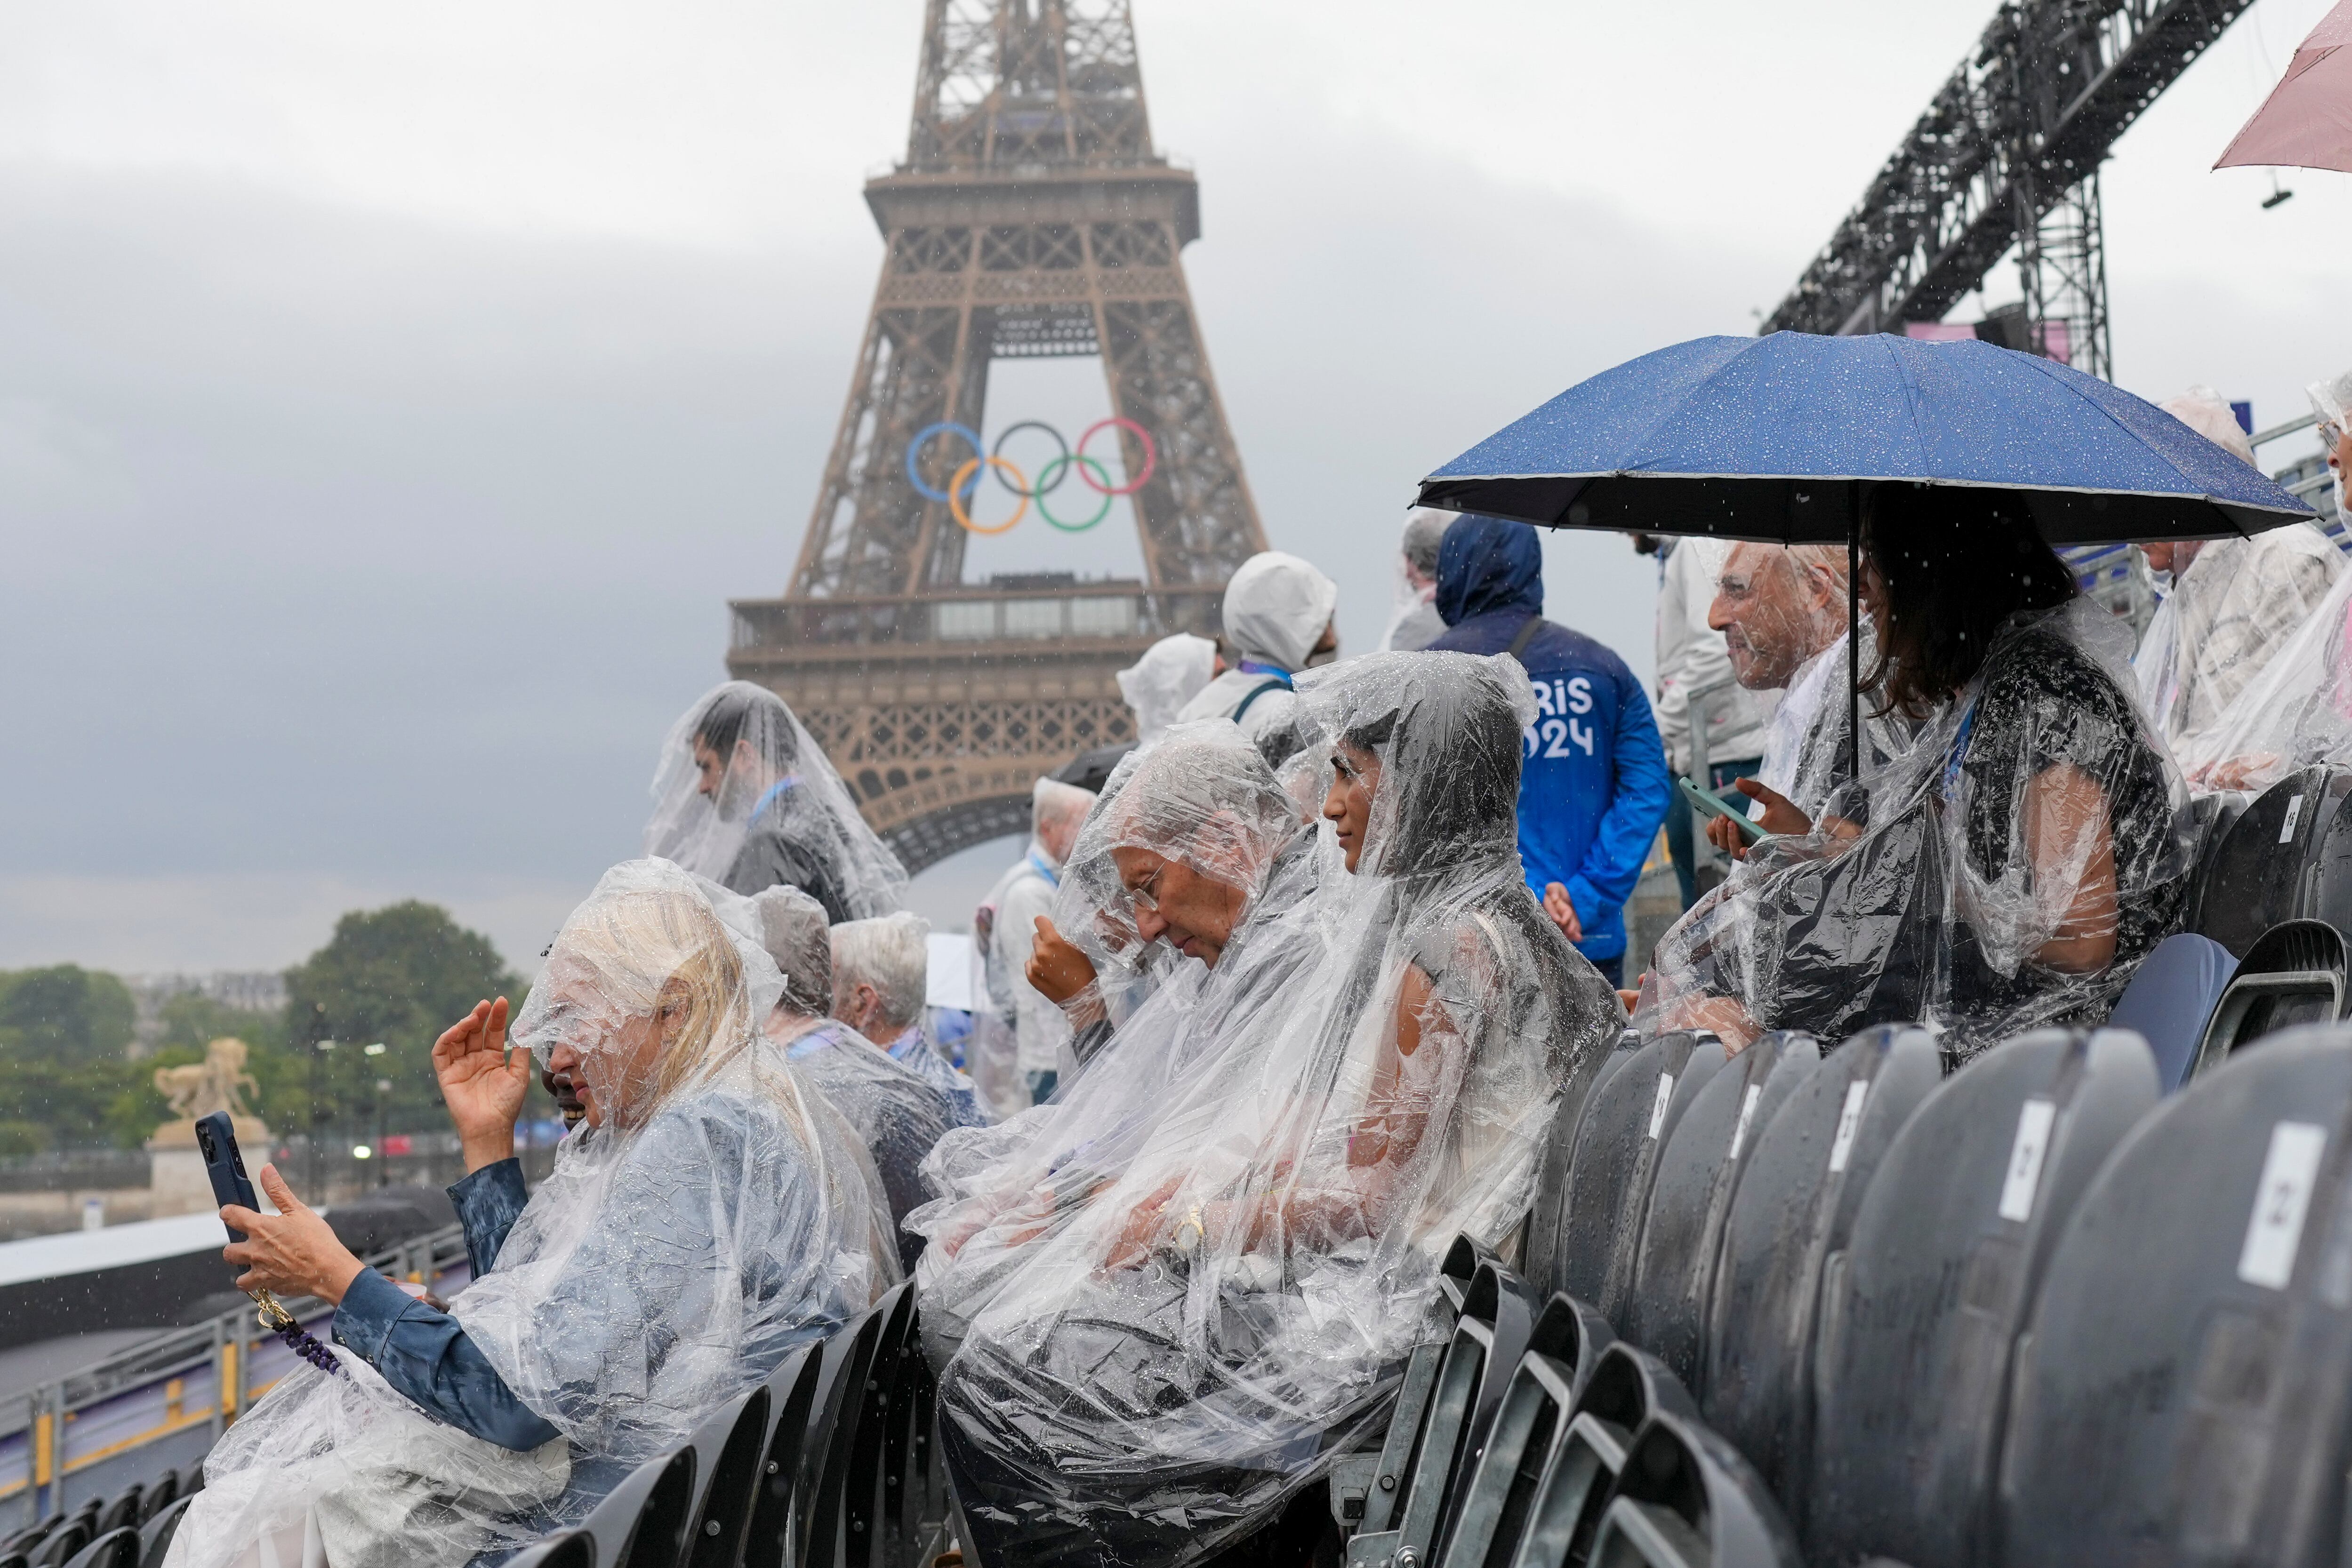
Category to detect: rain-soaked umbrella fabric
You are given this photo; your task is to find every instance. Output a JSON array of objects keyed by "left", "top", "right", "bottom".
[
  {"left": 2216, "top": 0, "right": 2352, "bottom": 175},
  {"left": 1415, "top": 334, "right": 2314, "bottom": 545}
]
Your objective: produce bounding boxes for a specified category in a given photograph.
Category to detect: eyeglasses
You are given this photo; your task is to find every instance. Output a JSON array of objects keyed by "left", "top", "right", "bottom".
[{"left": 1128, "top": 864, "right": 1165, "bottom": 914}]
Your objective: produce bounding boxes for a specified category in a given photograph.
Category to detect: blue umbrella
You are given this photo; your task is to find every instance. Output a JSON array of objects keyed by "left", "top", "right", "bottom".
[{"left": 1414, "top": 332, "right": 2313, "bottom": 542}]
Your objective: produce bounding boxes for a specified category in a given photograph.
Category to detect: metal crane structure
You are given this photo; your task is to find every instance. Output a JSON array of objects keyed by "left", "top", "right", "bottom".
[
  {"left": 728, "top": 0, "right": 1266, "bottom": 872},
  {"left": 1762, "top": 0, "right": 2258, "bottom": 380}
]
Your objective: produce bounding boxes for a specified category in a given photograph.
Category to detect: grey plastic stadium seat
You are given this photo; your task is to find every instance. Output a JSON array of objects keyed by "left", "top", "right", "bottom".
[
  {"left": 1494, "top": 1340, "right": 1696, "bottom": 1568},
  {"left": 1555, "top": 1032, "right": 1728, "bottom": 1314},
  {"left": 742, "top": 1342, "right": 824, "bottom": 1568},
  {"left": 500, "top": 1534, "right": 594, "bottom": 1568},
  {"left": 134, "top": 1497, "right": 189, "bottom": 1568},
  {"left": 802, "top": 1289, "right": 903, "bottom": 1568},
  {"left": 578, "top": 1443, "right": 697, "bottom": 1568},
  {"left": 681, "top": 1385, "right": 769, "bottom": 1568},
  {"left": 1621, "top": 1033, "right": 1821, "bottom": 1393},
  {"left": 1431, "top": 1292, "right": 1616, "bottom": 1568},
  {"left": 2181, "top": 787, "right": 2250, "bottom": 934},
  {"left": 2197, "top": 766, "right": 2350, "bottom": 957},
  {"left": 1701, "top": 1023, "right": 1940, "bottom": 1528},
  {"left": 2107, "top": 932, "right": 2236, "bottom": 1091},
  {"left": 1525, "top": 1031, "right": 1644, "bottom": 1296},
  {"left": 1806, "top": 1028, "right": 2159, "bottom": 1568},
  {"left": 1999, "top": 1024, "right": 2352, "bottom": 1568},
  {"left": 2191, "top": 919, "right": 2352, "bottom": 1079},
  {"left": 843, "top": 1286, "right": 922, "bottom": 1568},
  {"left": 1343, "top": 1264, "right": 1533, "bottom": 1567},
  {"left": 56, "top": 1529, "right": 136, "bottom": 1568},
  {"left": 1586, "top": 1411, "right": 1801, "bottom": 1568}
]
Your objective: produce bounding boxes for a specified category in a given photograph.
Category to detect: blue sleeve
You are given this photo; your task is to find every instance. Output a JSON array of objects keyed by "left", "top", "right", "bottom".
[
  {"left": 450, "top": 1158, "right": 531, "bottom": 1278},
  {"left": 332, "top": 1268, "right": 561, "bottom": 1451},
  {"left": 1565, "top": 674, "right": 1674, "bottom": 920}
]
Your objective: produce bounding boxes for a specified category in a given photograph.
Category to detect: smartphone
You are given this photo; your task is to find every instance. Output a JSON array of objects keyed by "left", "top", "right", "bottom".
[
  {"left": 193, "top": 1110, "right": 262, "bottom": 1245},
  {"left": 1678, "top": 775, "right": 1768, "bottom": 844}
]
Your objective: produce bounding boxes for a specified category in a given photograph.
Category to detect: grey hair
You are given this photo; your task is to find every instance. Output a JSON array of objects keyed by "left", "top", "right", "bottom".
[
  {"left": 752, "top": 886, "right": 833, "bottom": 1015},
  {"left": 829, "top": 912, "right": 931, "bottom": 1035},
  {"left": 1401, "top": 508, "right": 1455, "bottom": 577}
]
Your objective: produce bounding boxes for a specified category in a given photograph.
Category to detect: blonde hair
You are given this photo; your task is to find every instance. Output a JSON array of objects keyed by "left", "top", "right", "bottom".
[{"left": 555, "top": 886, "right": 751, "bottom": 1116}]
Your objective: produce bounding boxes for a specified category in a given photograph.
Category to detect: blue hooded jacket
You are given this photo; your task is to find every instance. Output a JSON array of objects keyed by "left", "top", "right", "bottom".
[{"left": 1427, "top": 515, "right": 1672, "bottom": 964}]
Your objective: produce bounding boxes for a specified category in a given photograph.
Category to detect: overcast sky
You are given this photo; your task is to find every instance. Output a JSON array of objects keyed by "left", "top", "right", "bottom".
[{"left": 4, "top": 0, "right": 2346, "bottom": 976}]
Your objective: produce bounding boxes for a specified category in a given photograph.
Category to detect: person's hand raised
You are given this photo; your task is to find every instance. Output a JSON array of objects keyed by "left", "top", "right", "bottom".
[
  {"left": 433, "top": 998, "right": 529, "bottom": 1173},
  {"left": 1026, "top": 917, "right": 1099, "bottom": 1005},
  {"left": 222, "top": 1165, "right": 366, "bottom": 1305}
]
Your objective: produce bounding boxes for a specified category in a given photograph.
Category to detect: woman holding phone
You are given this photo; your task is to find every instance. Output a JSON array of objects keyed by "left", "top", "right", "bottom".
[{"left": 171, "top": 860, "right": 890, "bottom": 1568}]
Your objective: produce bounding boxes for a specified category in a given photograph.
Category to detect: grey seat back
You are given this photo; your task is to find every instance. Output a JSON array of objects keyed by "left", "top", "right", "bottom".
[
  {"left": 1700, "top": 1024, "right": 1941, "bottom": 1529},
  {"left": 1621, "top": 1034, "right": 1820, "bottom": 1393},
  {"left": 1807, "top": 1028, "right": 2158, "bottom": 1568},
  {"left": 1556, "top": 1032, "right": 1726, "bottom": 1311},
  {"left": 1999, "top": 1024, "right": 2352, "bottom": 1568}
]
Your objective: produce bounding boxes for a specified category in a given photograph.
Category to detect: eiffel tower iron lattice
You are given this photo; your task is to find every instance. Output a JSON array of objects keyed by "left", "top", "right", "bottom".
[{"left": 728, "top": 0, "right": 1266, "bottom": 874}]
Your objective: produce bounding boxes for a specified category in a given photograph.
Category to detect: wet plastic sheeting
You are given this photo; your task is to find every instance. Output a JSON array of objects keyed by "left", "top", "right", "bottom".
[
  {"left": 1621, "top": 1032, "right": 1822, "bottom": 1395},
  {"left": 2000, "top": 1026, "right": 2352, "bottom": 1568},
  {"left": 1525, "top": 1032, "right": 1643, "bottom": 1299},
  {"left": 1807, "top": 1028, "right": 2159, "bottom": 1568},
  {"left": 2195, "top": 767, "right": 2348, "bottom": 957},
  {"left": 1555, "top": 1033, "right": 1726, "bottom": 1312},
  {"left": 1700, "top": 1024, "right": 1942, "bottom": 1523}
]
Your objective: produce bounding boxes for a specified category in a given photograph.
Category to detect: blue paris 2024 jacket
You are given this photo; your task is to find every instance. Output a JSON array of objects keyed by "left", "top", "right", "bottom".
[{"left": 1427, "top": 515, "right": 1672, "bottom": 966}]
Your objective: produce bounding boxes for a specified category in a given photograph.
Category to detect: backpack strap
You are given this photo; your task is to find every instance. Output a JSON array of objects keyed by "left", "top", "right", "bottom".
[
  {"left": 1230, "top": 677, "right": 1291, "bottom": 724},
  {"left": 1505, "top": 614, "right": 1545, "bottom": 664}
]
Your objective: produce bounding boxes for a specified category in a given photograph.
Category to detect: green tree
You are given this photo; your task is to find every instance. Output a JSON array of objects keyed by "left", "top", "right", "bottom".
[
  {"left": 0, "top": 966, "right": 142, "bottom": 1149},
  {"left": 283, "top": 902, "right": 525, "bottom": 1152},
  {"left": 0, "top": 965, "right": 136, "bottom": 1064}
]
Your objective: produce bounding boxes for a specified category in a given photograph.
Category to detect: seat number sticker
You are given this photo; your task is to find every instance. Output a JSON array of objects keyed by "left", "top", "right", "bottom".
[
  {"left": 1997, "top": 1098, "right": 2057, "bottom": 1222},
  {"left": 1646, "top": 1073, "right": 1677, "bottom": 1140},
  {"left": 1828, "top": 1080, "right": 1870, "bottom": 1173},
  {"left": 2281, "top": 793, "right": 2306, "bottom": 843},
  {"left": 1728, "top": 1084, "right": 1764, "bottom": 1161},
  {"left": 2239, "top": 1120, "right": 2328, "bottom": 1290}
]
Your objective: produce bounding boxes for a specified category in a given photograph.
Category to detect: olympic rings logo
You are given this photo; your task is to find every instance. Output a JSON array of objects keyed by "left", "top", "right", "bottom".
[{"left": 903, "top": 417, "right": 1158, "bottom": 535}]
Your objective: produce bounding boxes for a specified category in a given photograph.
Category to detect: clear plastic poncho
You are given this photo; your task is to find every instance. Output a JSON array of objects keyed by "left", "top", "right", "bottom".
[
  {"left": 2173, "top": 555, "right": 2352, "bottom": 791},
  {"left": 693, "top": 880, "right": 931, "bottom": 1272},
  {"left": 1116, "top": 633, "right": 1219, "bottom": 744},
  {"left": 643, "top": 680, "right": 908, "bottom": 920},
  {"left": 909, "top": 721, "right": 1323, "bottom": 1363},
  {"left": 172, "top": 861, "right": 891, "bottom": 1568},
  {"left": 2131, "top": 388, "right": 2344, "bottom": 764},
  {"left": 1640, "top": 600, "right": 2194, "bottom": 1059},
  {"left": 932, "top": 654, "right": 1623, "bottom": 1566}
]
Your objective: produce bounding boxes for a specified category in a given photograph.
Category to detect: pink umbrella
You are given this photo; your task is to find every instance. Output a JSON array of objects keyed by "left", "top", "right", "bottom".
[{"left": 2217, "top": 0, "right": 2352, "bottom": 173}]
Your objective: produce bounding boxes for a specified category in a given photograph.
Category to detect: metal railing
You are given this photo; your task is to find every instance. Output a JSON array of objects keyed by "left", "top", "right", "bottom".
[{"left": 0, "top": 1223, "right": 472, "bottom": 1529}]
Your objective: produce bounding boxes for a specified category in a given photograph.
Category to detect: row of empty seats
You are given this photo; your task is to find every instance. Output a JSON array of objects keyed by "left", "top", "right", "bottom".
[
  {"left": 503, "top": 1279, "right": 938, "bottom": 1568},
  {"left": 1383, "top": 1009, "right": 2352, "bottom": 1566},
  {"left": 1, "top": 1466, "right": 196, "bottom": 1568}
]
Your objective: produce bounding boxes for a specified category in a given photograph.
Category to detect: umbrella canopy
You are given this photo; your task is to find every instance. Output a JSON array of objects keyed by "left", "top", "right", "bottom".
[
  {"left": 1414, "top": 333, "right": 2313, "bottom": 544},
  {"left": 2216, "top": 0, "right": 2352, "bottom": 175}
]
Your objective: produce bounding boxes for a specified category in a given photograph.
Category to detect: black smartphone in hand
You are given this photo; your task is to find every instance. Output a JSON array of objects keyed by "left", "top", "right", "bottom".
[{"left": 194, "top": 1110, "right": 262, "bottom": 1246}]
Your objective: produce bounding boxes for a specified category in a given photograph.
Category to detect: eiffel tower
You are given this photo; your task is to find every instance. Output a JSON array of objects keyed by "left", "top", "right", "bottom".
[{"left": 727, "top": 0, "right": 1266, "bottom": 873}]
